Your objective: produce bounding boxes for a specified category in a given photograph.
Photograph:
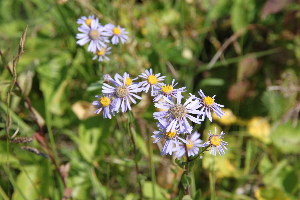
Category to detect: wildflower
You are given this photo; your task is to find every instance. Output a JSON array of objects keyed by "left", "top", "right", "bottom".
[
  {"left": 153, "top": 92, "right": 204, "bottom": 133},
  {"left": 76, "top": 18, "right": 110, "bottom": 53},
  {"left": 152, "top": 121, "right": 189, "bottom": 155},
  {"left": 203, "top": 128, "right": 228, "bottom": 156},
  {"left": 92, "top": 46, "right": 112, "bottom": 62},
  {"left": 92, "top": 94, "right": 116, "bottom": 119},
  {"left": 113, "top": 72, "right": 140, "bottom": 86},
  {"left": 197, "top": 90, "right": 225, "bottom": 122},
  {"left": 176, "top": 131, "right": 203, "bottom": 158},
  {"left": 139, "top": 68, "right": 166, "bottom": 94},
  {"left": 212, "top": 108, "right": 236, "bottom": 125},
  {"left": 104, "top": 23, "right": 129, "bottom": 45},
  {"left": 76, "top": 15, "right": 96, "bottom": 27},
  {"left": 152, "top": 79, "right": 186, "bottom": 102},
  {"left": 102, "top": 72, "right": 143, "bottom": 113}
]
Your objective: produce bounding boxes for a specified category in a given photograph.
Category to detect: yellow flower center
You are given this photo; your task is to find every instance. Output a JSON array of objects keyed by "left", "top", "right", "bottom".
[
  {"left": 203, "top": 96, "right": 214, "bottom": 106},
  {"left": 125, "top": 77, "right": 132, "bottom": 86},
  {"left": 161, "top": 85, "right": 173, "bottom": 95},
  {"left": 210, "top": 135, "right": 222, "bottom": 147},
  {"left": 97, "top": 48, "right": 106, "bottom": 56},
  {"left": 88, "top": 29, "right": 100, "bottom": 40},
  {"left": 100, "top": 97, "right": 111, "bottom": 107},
  {"left": 186, "top": 140, "right": 194, "bottom": 149},
  {"left": 113, "top": 27, "right": 121, "bottom": 35},
  {"left": 147, "top": 74, "right": 158, "bottom": 85},
  {"left": 165, "top": 131, "right": 177, "bottom": 139},
  {"left": 86, "top": 19, "right": 92, "bottom": 26}
]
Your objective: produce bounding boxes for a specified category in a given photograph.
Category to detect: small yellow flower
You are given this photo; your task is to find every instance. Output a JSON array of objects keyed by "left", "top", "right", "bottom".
[
  {"left": 247, "top": 117, "right": 271, "bottom": 144},
  {"left": 212, "top": 108, "right": 237, "bottom": 125}
]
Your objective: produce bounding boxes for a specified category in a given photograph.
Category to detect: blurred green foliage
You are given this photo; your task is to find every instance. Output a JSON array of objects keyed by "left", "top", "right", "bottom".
[{"left": 1, "top": 0, "right": 300, "bottom": 199}]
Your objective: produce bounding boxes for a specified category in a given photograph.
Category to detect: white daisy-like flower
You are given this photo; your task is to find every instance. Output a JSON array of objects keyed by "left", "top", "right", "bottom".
[
  {"left": 76, "top": 19, "right": 110, "bottom": 53},
  {"left": 102, "top": 72, "right": 143, "bottom": 113},
  {"left": 92, "top": 46, "right": 112, "bottom": 62},
  {"left": 152, "top": 79, "right": 186, "bottom": 102},
  {"left": 176, "top": 131, "right": 203, "bottom": 158},
  {"left": 92, "top": 94, "right": 116, "bottom": 119},
  {"left": 196, "top": 90, "right": 225, "bottom": 122},
  {"left": 152, "top": 121, "right": 189, "bottom": 155},
  {"left": 138, "top": 68, "right": 166, "bottom": 94},
  {"left": 76, "top": 15, "right": 96, "bottom": 27},
  {"left": 203, "top": 128, "right": 228, "bottom": 156},
  {"left": 104, "top": 23, "right": 129, "bottom": 45},
  {"left": 153, "top": 92, "right": 204, "bottom": 134}
]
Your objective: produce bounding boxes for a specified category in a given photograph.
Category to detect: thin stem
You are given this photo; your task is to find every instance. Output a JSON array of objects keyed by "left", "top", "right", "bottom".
[
  {"left": 5, "top": 26, "right": 28, "bottom": 136},
  {"left": 127, "top": 112, "right": 143, "bottom": 199},
  {"left": 183, "top": 142, "right": 211, "bottom": 195},
  {"left": 184, "top": 142, "right": 190, "bottom": 195},
  {"left": 148, "top": 129, "right": 156, "bottom": 200},
  {"left": 209, "top": 163, "right": 216, "bottom": 200}
]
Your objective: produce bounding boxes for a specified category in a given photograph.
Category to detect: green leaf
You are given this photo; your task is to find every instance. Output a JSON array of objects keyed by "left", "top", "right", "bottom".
[
  {"left": 271, "top": 120, "right": 300, "bottom": 154},
  {"left": 207, "top": 0, "right": 232, "bottom": 21},
  {"left": 255, "top": 186, "right": 289, "bottom": 200},
  {"left": 142, "top": 181, "right": 168, "bottom": 200},
  {"left": 36, "top": 52, "right": 71, "bottom": 115},
  {"left": 181, "top": 174, "right": 191, "bottom": 190},
  {"left": 231, "top": 0, "right": 255, "bottom": 32},
  {"left": 182, "top": 195, "right": 192, "bottom": 200},
  {"left": 78, "top": 117, "right": 103, "bottom": 162},
  {"left": 134, "top": 151, "right": 142, "bottom": 162},
  {"left": 199, "top": 78, "right": 224, "bottom": 87},
  {"left": 12, "top": 166, "right": 40, "bottom": 200},
  {"left": 193, "top": 189, "right": 202, "bottom": 200},
  {"left": 175, "top": 158, "right": 186, "bottom": 169}
]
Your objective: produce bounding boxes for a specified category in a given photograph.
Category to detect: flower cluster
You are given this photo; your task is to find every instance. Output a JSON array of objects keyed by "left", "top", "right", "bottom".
[
  {"left": 76, "top": 15, "right": 128, "bottom": 62},
  {"left": 92, "top": 68, "right": 228, "bottom": 157}
]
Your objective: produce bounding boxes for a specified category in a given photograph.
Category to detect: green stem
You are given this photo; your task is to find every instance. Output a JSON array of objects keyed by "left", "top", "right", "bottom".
[
  {"left": 209, "top": 160, "right": 216, "bottom": 200},
  {"left": 127, "top": 112, "right": 143, "bottom": 199},
  {"left": 148, "top": 130, "right": 156, "bottom": 200}
]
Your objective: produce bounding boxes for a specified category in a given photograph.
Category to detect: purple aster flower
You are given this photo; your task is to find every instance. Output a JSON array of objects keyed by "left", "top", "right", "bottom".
[
  {"left": 138, "top": 68, "right": 166, "bottom": 94},
  {"left": 203, "top": 128, "right": 228, "bottom": 156},
  {"left": 153, "top": 92, "right": 204, "bottom": 133},
  {"left": 102, "top": 72, "right": 143, "bottom": 113},
  {"left": 152, "top": 121, "right": 189, "bottom": 155},
  {"left": 196, "top": 90, "right": 225, "bottom": 122},
  {"left": 76, "top": 15, "right": 96, "bottom": 27},
  {"left": 113, "top": 72, "right": 140, "bottom": 86},
  {"left": 152, "top": 79, "right": 186, "bottom": 102},
  {"left": 176, "top": 131, "right": 203, "bottom": 158},
  {"left": 92, "top": 94, "right": 116, "bottom": 119},
  {"left": 76, "top": 18, "right": 110, "bottom": 53},
  {"left": 104, "top": 23, "right": 129, "bottom": 45},
  {"left": 92, "top": 46, "right": 112, "bottom": 62}
]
